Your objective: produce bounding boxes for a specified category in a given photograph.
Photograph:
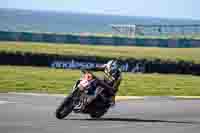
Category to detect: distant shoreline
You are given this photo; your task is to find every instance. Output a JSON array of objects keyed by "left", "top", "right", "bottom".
[{"left": 1, "top": 8, "right": 200, "bottom": 34}]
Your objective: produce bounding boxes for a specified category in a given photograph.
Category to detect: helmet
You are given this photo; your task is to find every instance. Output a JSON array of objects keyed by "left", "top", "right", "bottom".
[{"left": 104, "top": 60, "right": 121, "bottom": 77}]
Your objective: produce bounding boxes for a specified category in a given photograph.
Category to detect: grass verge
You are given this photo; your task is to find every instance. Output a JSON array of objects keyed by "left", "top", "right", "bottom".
[
  {"left": 0, "top": 41, "right": 200, "bottom": 63},
  {"left": 0, "top": 66, "right": 200, "bottom": 96}
]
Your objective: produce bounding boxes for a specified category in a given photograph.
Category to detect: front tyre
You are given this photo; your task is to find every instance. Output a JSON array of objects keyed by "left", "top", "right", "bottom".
[{"left": 55, "top": 96, "right": 73, "bottom": 119}]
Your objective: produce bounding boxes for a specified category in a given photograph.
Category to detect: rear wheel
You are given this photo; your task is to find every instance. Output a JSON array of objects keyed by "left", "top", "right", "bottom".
[{"left": 90, "top": 110, "right": 107, "bottom": 119}]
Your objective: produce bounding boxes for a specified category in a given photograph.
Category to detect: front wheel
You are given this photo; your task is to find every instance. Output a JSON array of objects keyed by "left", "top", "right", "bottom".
[{"left": 55, "top": 96, "right": 74, "bottom": 119}]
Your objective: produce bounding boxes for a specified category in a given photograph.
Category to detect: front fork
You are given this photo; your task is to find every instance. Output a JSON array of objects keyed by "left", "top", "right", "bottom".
[{"left": 72, "top": 80, "right": 81, "bottom": 92}]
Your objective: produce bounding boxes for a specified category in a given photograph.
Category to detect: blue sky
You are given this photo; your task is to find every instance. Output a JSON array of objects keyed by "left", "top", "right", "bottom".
[{"left": 1, "top": 0, "right": 200, "bottom": 19}]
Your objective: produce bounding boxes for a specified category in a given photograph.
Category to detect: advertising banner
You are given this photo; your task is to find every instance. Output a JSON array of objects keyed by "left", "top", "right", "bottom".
[{"left": 51, "top": 59, "right": 145, "bottom": 73}]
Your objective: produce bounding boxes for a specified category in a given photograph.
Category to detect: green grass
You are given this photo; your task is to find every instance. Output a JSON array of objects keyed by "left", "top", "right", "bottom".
[
  {"left": 1, "top": 65, "right": 200, "bottom": 96},
  {"left": 1, "top": 41, "right": 200, "bottom": 63}
]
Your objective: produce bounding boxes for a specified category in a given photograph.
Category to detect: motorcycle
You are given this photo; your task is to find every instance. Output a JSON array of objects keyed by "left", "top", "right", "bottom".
[{"left": 55, "top": 69, "right": 111, "bottom": 119}]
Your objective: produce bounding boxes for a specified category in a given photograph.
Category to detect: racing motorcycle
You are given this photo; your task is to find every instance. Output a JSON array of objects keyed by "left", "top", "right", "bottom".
[{"left": 55, "top": 69, "right": 111, "bottom": 119}]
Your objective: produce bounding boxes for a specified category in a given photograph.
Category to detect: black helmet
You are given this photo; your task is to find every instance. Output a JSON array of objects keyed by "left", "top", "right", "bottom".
[{"left": 104, "top": 60, "right": 121, "bottom": 76}]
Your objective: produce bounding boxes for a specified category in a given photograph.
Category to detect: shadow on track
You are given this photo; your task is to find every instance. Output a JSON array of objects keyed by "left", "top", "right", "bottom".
[{"left": 66, "top": 118, "right": 200, "bottom": 125}]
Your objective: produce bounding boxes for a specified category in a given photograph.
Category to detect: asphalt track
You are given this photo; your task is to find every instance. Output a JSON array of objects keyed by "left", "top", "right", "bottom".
[{"left": 0, "top": 93, "right": 200, "bottom": 133}]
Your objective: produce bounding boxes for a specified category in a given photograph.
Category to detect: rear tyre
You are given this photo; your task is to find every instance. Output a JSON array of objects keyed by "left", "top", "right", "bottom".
[
  {"left": 55, "top": 96, "right": 73, "bottom": 119},
  {"left": 90, "top": 110, "right": 107, "bottom": 119}
]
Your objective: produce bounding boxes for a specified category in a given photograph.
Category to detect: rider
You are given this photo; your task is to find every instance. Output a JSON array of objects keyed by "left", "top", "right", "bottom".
[
  {"left": 95, "top": 59, "right": 122, "bottom": 106},
  {"left": 77, "top": 59, "right": 122, "bottom": 108}
]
